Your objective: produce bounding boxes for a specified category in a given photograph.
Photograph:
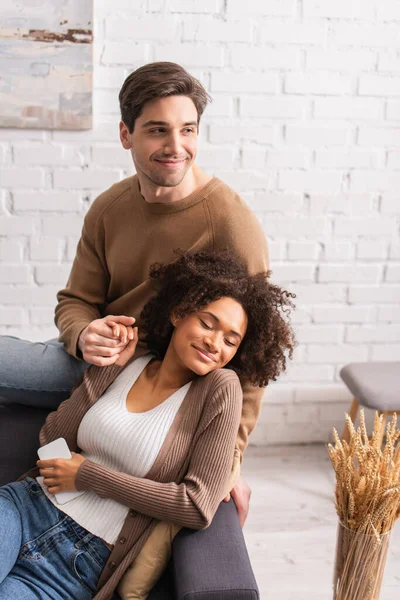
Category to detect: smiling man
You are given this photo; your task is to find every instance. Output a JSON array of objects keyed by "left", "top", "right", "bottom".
[
  {"left": 0, "top": 61, "right": 269, "bottom": 598},
  {"left": 119, "top": 94, "right": 211, "bottom": 201},
  {"left": 0, "top": 62, "right": 269, "bottom": 524},
  {"left": 123, "top": 95, "right": 200, "bottom": 192}
]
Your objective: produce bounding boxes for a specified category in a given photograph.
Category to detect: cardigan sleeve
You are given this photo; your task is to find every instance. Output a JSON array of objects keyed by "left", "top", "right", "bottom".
[
  {"left": 75, "top": 379, "right": 243, "bottom": 530},
  {"left": 39, "top": 364, "right": 123, "bottom": 452}
]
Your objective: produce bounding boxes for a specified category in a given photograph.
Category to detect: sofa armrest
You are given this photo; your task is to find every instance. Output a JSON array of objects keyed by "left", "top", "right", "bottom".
[
  {"left": 0, "top": 404, "right": 50, "bottom": 485},
  {"left": 172, "top": 499, "right": 259, "bottom": 600}
]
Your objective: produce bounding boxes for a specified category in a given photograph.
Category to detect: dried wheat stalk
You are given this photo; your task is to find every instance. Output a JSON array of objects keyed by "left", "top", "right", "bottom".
[{"left": 328, "top": 410, "right": 400, "bottom": 600}]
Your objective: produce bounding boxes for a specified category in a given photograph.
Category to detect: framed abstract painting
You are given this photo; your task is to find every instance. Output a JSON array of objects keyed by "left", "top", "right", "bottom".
[{"left": 0, "top": 0, "right": 93, "bottom": 130}]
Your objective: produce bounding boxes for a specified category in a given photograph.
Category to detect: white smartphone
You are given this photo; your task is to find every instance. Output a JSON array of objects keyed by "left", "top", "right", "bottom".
[{"left": 37, "top": 438, "right": 85, "bottom": 505}]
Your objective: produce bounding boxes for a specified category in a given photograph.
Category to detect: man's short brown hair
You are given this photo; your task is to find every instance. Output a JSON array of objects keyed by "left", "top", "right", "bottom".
[{"left": 119, "top": 62, "right": 211, "bottom": 133}]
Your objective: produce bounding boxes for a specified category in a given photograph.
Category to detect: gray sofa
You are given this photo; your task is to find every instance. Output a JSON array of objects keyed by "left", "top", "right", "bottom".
[{"left": 0, "top": 403, "right": 259, "bottom": 599}]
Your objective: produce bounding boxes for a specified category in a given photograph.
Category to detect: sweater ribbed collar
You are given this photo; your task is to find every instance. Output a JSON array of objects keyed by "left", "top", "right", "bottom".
[{"left": 131, "top": 174, "right": 220, "bottom": 214}]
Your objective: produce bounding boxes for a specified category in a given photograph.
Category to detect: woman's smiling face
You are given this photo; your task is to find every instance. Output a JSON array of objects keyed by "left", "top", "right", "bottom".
[{"left": 169, "top": 296, "right": 248, "bottom": 377}]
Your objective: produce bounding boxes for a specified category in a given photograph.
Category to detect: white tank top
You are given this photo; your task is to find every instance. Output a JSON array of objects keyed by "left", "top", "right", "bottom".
[{"left": 37, "top": 355, "right": 191, "bottom": 544}]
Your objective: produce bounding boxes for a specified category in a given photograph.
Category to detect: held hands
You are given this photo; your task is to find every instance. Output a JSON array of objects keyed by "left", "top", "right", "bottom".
[
  {"left": 105, "top": 320, "right": 139, "bottom": 367},
  {"left": 78, "top": 315, "right": 138, "bottom": 366},
  {"left": 37, "top": 452, "right": 86, "bottom": 494},
  {"left": 223, "top": 475, "right": 252, "bottom": 528}
]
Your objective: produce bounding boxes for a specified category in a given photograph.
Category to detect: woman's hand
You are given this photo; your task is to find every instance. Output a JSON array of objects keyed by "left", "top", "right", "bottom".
[
  {"left": 106, "top": 320, "right": 135, "bottom": 345},
  {"left": 37, "top": 452, "right": 86, "bottom": 494},
  {"left": 104, "top": 321, "right": 139, "bottom": 367}
]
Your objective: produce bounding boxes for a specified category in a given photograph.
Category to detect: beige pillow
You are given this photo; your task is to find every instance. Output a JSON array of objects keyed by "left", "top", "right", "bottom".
[{"left": 118, "top": 521, "right": 181, "bottom": 600}]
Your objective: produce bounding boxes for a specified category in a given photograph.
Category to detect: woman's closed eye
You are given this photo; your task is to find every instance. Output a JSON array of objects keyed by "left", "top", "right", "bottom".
[
  {"left": 200, "top": 320, "right": 237, "bottom": 347},
  {"left": 224, "top": 339, "right": 236, "bottom": 347}
]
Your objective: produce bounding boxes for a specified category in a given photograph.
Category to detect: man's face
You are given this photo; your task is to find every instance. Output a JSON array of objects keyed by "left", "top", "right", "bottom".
[{"left": 120, "top": 95, "right": 199, "bottom": 188}]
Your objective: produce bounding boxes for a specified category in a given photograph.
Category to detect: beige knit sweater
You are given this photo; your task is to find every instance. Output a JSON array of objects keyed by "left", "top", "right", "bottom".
[
  {"left": 55, "top": 174, "right": 269, "bottom": 456},
  {"left": 22, "top": 356, "right": 242, "bottom": 600}
]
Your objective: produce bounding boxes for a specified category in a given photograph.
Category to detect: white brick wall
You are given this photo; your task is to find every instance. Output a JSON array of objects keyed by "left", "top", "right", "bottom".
[{"left": 1, "top": 0, "right": 399, "bottom": 445}]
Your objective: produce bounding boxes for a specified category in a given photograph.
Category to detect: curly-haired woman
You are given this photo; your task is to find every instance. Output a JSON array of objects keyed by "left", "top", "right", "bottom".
[{"left": 0, "top": 251, "right": 295, "bottom": 600}]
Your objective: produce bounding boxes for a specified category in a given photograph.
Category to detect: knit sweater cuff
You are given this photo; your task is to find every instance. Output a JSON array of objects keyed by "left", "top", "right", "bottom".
[
  {"left": 60, "top": 321, "right": 92, "bottom": 358},
  {"left": 75, "top": 459, "right": 100, "bottom": 492}
]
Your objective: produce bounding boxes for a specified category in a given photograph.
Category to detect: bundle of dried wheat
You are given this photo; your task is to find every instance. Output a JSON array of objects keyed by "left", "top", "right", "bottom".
[{"left": 328, "top": 410, "right": 400, "bottom": 600}]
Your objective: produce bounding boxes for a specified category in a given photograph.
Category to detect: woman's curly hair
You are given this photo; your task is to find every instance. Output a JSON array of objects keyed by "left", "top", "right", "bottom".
[{"left": 141, "top": 250, "right": 296, "bottom": 388}]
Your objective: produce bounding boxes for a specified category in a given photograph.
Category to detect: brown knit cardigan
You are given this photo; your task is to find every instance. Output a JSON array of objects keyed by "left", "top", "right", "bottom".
[{"left": 21, "top": 356, "right": 243, "bottom": 600}]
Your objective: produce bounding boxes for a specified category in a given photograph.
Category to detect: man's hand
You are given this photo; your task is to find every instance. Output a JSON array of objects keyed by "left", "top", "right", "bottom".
[
  {"left": 37, "top": 452, "right": 86, "bottom": 494},
  {"left": 223, "top": 475, "right": 251, "bottom": 528},
  {"left": 78, "top": 315, "right": 136, "bottom": 366}
]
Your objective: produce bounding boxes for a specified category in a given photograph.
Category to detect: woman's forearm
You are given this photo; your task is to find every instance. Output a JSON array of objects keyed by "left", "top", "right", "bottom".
[{"left": 76, "top": 460, "right": 209, "bottom": 529}]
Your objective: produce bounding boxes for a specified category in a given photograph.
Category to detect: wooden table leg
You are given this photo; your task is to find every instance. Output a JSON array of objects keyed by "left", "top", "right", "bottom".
[{"left": 341, "top": 398, "right": 359, "bottom": 442}]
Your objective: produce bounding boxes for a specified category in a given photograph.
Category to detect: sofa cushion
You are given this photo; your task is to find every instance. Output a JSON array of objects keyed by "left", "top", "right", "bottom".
[{"left": 0, "top": 404, "right": 49, "bottom": 485}]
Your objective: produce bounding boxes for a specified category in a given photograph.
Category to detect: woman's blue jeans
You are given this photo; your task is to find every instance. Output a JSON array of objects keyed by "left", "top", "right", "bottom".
[{"left": 0, "top": 477, "right": 111, "bottom": 599}]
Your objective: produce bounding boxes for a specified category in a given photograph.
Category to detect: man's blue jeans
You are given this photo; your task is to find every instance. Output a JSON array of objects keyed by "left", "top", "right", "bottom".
[
  {"left": 0, "top": 477, "right": 111, "bottom": 599},
  {"left": 0, "top": 336, "right": 88, "bottom": 408}
]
